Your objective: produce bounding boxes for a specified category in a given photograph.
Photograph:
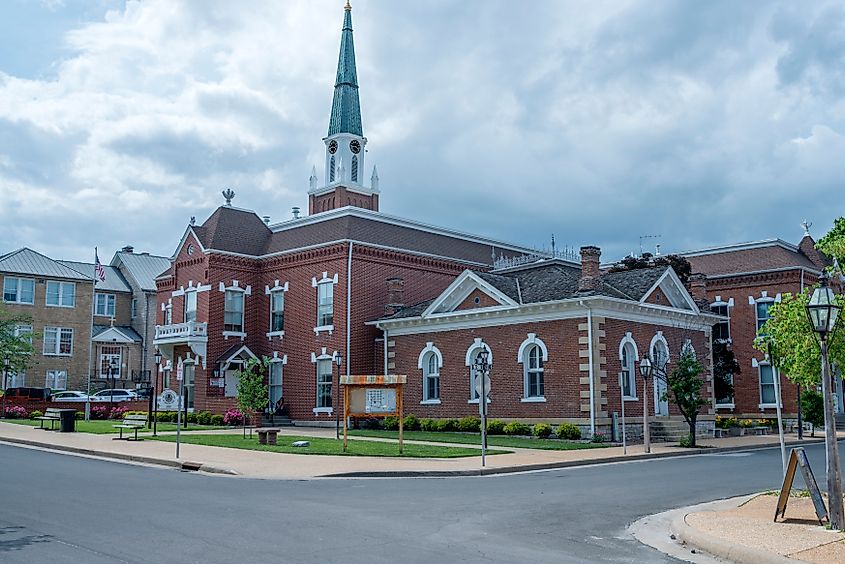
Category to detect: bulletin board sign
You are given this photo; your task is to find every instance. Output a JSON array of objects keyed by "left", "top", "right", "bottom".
[{"left": 340, "top": 375, "right": 406, "bottom": 453}]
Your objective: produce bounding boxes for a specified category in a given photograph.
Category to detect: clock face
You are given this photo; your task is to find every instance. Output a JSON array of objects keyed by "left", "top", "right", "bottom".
[
  {"left": 328, "top": 140, "right": 338, "bottom": 154},
  {"left": 349, "top": 139, "right": 361, "bottom": 154}
]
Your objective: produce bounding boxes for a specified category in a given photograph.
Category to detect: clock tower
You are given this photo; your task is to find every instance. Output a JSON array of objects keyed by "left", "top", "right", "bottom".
[{"left": 309, "top": 1, "right": 379, "bottom": 215}]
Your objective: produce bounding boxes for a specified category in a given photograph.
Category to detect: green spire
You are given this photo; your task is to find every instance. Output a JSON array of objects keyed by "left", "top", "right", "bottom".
[{"left": 328, "top": 2, "right": 363, "bottom": 136}]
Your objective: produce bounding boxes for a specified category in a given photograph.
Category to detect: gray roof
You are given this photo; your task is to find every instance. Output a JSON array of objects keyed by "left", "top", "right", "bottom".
[
  {"left": 58, "top": 260, "right": 132, "bottom": 293},
  {"left": 0, "top": 248, "right": 90, "bottom": 281},
  {"left": 93, "top": 325, "right": 142, "bottom": 342},
  {"left": 112, "top": 252, "right": 171, "bottom": 292},
  {"left": 384, "top": 264, "right": 671, "bottom": 320}
]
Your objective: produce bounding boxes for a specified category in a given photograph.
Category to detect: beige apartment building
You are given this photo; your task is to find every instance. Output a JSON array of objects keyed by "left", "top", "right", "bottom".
[{"left": 1, "top": 247, "right": 168, "bottom": 393}]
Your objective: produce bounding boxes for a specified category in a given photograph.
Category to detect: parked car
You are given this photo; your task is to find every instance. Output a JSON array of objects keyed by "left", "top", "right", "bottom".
[
  {"left": 2, "top": 387, "right": 52, "bottom": 400},
  {"left": 90, "top": 389, "right": 138, "bottom": 402},
  {"left": 133, "top": 387, "right": 153, "bottom": 400},
  {"left": 52, "top": 390, "right": 89, "bottom": 402}
]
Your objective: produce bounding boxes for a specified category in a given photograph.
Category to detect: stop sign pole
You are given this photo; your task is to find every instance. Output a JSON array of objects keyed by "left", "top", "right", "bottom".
[{"left": 474, "top": 346, "right": 491, "bottom": 468}]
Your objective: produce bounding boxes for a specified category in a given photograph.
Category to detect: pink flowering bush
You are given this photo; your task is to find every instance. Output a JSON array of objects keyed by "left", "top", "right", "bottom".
[
  {"left": 109, "top": 406, "right": 129, "bottom": 420},
  {"left": 223, "top": 408, "right": 244, "bottom": 426},
  {"left": 91, "top": 406, "right": 109, "bottom": 420},
  {"left": 4, "top": 406, "right": 28, "bottom": 419}
]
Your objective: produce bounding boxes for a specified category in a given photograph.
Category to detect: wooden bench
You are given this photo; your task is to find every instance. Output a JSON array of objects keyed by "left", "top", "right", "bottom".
[
  {"left": 256, "top": 428, "right": 280, "bottom": 445},
  {"left": 36, "top": 408, "right": 63, "bottom": 430},
  {"left": 112, "top": 414, "right": 148, "bottom": 441}
]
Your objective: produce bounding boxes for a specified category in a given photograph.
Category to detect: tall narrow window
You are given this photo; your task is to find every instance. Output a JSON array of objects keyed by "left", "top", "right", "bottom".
[
  {"left": 270, "top": 362, "right": 283, "bottom": 407},
  {"left": 329, "top": 155, "right": 336, "bottom": 182},
  {"left": 131, "top": 298, "right": 138, "bottom": 318},
  {"left": 621, "top": 342, "right": 636, "bottom": 399},
  {"left": 351, "top": 155, "right": 358, "bottom": 182},
  {"left": 756, "top": 300, "right": 773, "bottom": 334},
  {"left": 46, "top": 281, "right": 75, "bottom": 307},
  {"left": 759, "top": 364, "right": 777, "bottom": 405},
  {"left": 224, "top": 290, "right": 244, "bottom": 333},
  {"left": 317, "top": 282, "right": 333, "bottom": 327},
  {"left": 164, "top": 304, "right": 173, "bottom": 325},
  {"left": 317, "top": 358, "right": 333, "bottom": 408},
  {"left": 270, "top": 290, "right": 285, "bottom": 333},
  {"left": 423, "top": 352, "right": 440, "bottom": 402},
  {"left": 524, "top": 345, "right": 545, "bottom": 398},
  {"left": 710, "top": 302, "right": 730, "bottom": 341},
  {"left": 184, "top": 291, "right": 197, "bottom": 323}
]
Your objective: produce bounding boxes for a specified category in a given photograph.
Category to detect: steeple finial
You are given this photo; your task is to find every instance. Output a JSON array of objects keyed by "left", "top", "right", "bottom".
[
  {"left": 328, "top": 0, "right": 362, "bottom": 136},
  {"left": 222, "top": 188, "right": 235, "bottom": 206},
  {"left": 309, "top": 165, "right": 318, "bottom": 190},
  {"left": 801, "top": 219, "right": 813, "bottom": 237}
]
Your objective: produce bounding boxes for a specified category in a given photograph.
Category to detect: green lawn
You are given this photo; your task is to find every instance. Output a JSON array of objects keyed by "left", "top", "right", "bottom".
[
  {"left": 150, "top": 433, "right": 510, "bottom": 458},
  {"left": 2, "top": 419, "right": 226, "bottom": 434},
  {"left": 348, "top": 430, "right": 611, "bottom": 450}
]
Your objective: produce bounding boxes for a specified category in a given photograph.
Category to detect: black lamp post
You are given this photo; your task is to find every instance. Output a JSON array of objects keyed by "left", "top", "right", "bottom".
[
  {"left": 805, "top": 272, "right": 844, "bottom": 530},
  {"left": 334, "top": 354, "right": 343, "bottom": 440},
  {"left": 2, "top": 355, "right": 10, "bottom": 419},
  {"left": 473, "top": 348, "right": 491, "bottom": 466},
  {"left": 639, "top": 358, "right": 653, "bottom": 454},
  {"left": 108, "top": 357, "right": 119, "bottom": 410},
  {"left": 153, "top": 349, "right": 162, "bottom": 436}
]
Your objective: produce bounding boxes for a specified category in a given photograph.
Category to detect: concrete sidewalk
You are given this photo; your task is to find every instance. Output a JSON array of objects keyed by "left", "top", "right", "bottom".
[{"left": 0, "top": 421, "right": 827, "bottom": 480}]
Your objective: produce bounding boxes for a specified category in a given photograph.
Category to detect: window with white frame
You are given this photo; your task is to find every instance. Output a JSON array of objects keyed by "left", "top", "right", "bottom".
[
  {"left": 270, "top": 290, "right": 285, "bottom": 333},
  {"left": 45, "top": 370, "right": 67, "bottom": 390},
  {"left": 269, "top": 361, "right": 284, "bottom": 407},
  {"left": 317, "top": 282, "right": 333, "bottom": 327},
  {"left": 524, "top": 345, "right": 545, "bottom": 399},
  {"left": 131, "top": 298, "right": 137, "bottom": 319},
  {"left": 756, "top": 299, "right": 773, "bottom": 334},
  {"left": 14, "top": 324, "right": 32, "bottom": 344},
  {"left": 422, "top": 352, "right": 440, "bottom": 402},
  {"left": 620, "top": 342, "right": 637, "bottom": 399},
  {"left": 3, "top": 277, "right": 34, "bottom": 304},
  {"left": 99, "top": 346, "right": 122, "bottom": 379},
  {"left": 759, "top": 364, "right": 777, "bottom": 405},
  {"left": 95, "top": 293, "right": 116, "bottom": 317},
  {"left": 716, "top": 372, "right": 734, "bottom": 405},
  {"left": 316, "top": 358, "right": 333, "bottom": 409},
  {"left": 710, "top": 302, "right": 730, "bottom": 342},
  {"left": 184, "top": 291, "right": 197, "bottom": 323},
  {"left": 164, "top": 302, "right": 173, "bottom": 325},
  {"left": 6, "top": 370, "right": 25, "bottom": 387},
  {"left": 43, "top": 327, "right": 73, "bottom": 356},
  {"left": 46, "top": 281, "right": 75, "bottom": 307},
  {"left": 224, "top": 290, "right": 244, "bottom": 333}
]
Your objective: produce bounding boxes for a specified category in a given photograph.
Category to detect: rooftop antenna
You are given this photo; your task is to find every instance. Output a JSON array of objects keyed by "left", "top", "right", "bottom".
[
  {"left": 222, "top": 188, "right": 235, "bottom": 206},
  {"left": 551, "top": 234, "right": 556, "bottom": 255},
  {"left": 639, "top": 234, "right": 661, "bottom": 256}
]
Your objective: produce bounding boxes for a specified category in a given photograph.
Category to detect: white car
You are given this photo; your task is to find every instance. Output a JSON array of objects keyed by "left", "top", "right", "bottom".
[
  {"left": 90, "top": 389, "right": 138, "bottom": 402},
  {"left": 52, "top": 390, "right": 89, "bottom": 402}
]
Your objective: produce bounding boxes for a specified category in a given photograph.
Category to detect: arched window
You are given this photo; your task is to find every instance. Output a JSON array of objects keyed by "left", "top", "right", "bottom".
[
  {"left": 329, "top": 155, "right": 336, "bottom": 182},
  {"left": 650, "top": 335, "right": 670, "bottom": 375},
  {"left": 620, "top": 342, "right": 637, "bottom": 399},
  {"left": 524, "top": 345, "right": 544, "bottom": 398},
  {"left": 423, "top": 352, "right": 439, "bottom": 402},
  {"left": 465, "top": 339, "right": 492, "bottom": 401},
  {"left": 351, "top": 155, "right": 359, "bottom": 182}
]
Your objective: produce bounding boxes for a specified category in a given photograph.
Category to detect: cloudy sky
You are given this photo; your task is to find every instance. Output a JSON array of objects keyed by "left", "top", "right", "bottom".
[{"left": 1, "top": 0, "right": 843, "bottom": 263}]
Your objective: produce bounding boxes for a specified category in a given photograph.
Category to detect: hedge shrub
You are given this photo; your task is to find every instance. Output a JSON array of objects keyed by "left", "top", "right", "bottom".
[
  {"left": 211, "top": 414, "right": 224, "bottom": 426},
  {"left": 403, "top": 414, "right": 421, "bottom": 431},
  {"left": 434, "top": 418, "right": 458, "bottom": 432},
  {"left": 420, "top": 418, "right": 436, "bottom": 432},
  {"left": 486, "top": 419, "right": 506, "bottom": 435},
  {"left": 556, "top": 422, "right": 582, "bottom": 440},
  {"left": 197, "top": 411, "right": 213, "bottom": 425},
  {"left": 503, "top": 421, "right": 531, "bottom": 436},
  {"left": 457, "top": 416, "right": 481, "bottom": 433},
  {"left": 533, "top": 423, "right": 553, "bottom": 439},
  {"left": 382, "top": 416, "right": 400, "bottom": 431},
  {"left": 29, "top": 409, "right": 44, "bottom": 420}
]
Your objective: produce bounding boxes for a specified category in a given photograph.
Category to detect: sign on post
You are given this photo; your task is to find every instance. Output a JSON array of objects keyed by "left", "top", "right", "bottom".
[{"left": 475, "top": 374, "right": 491, "bottom": 401}]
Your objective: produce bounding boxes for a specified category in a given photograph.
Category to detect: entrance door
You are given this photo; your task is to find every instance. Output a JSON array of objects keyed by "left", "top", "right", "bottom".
[
  {"left": 651, "top": 340, "right": 670, "bottom": 416},
  {"left": 654, "top": 375, "right": 669, "bottom": 416},
  {"left": 224, "top": 369, "right": 239, "bottom": 398}
]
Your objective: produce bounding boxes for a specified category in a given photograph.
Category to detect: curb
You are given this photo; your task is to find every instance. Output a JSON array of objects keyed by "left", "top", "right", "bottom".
[
  {"left": 670, "top": 504, "right": 793, "bottom": 564},
  {"left": 0, "top": 436, "right": 238, "bottom": 476},
  {"left": 319, "top": 438, "right": 823, "bottom": 478}
]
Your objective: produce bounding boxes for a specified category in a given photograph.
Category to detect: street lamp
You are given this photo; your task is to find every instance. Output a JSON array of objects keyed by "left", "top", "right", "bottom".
[
  {"left": 2, "top": 355, "right": 10, "bottom": 419},
  {"left": 806, "top": 272, "right": 844, "bottom": 530},
  {"left": 474, "top": 348, "right": 491, "bottom": 467},
  {"left": 639, "top": 358, "right": 653, "bottom": 454},
  {"left": 108, "top": 357, "right": 119, "bottom": 410},
  {"left": 334, "top": 354, "right": 343, "bottom": 440},
  {"left": 153, "top": 349, "right": 162, "bottom": 436}
]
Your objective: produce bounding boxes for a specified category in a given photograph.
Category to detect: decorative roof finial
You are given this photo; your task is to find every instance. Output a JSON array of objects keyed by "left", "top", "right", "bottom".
[
  {"left": 190, "top": 216, "right": 196, "bottom": 226},
  {"left": 345, "top": 0, "right": 352, "bottom": 11},
  {"left": 222, "top": 188, "right": 235, "bottom": 206},
  {"left": 551, "top": 234, "right": 556, "bottom": 255},
  {"left": 801, "top": 219, "right": 812, "bottom": 237}
]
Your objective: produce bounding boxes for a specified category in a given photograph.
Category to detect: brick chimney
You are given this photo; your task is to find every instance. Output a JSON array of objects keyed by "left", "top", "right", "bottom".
[
  {"left": 577, "top": 246, "right": 602, "bottom": 293},
  {"left": 688, "top": 273, "right": 709, "bottom": 306},
  {"left": 121, "top": 245, "right": 134, "bottom": 254},
  {"left": 384, "top": 277, "right": 405, "bottom": 316}
]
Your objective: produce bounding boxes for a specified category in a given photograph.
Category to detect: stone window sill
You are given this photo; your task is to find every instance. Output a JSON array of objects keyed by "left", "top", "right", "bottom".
[
  {"left": 468, "top": 398, "right": 491, "bottom": 404},
  {"left": 715, "top": 403, "right": 735, "bottom": 409},
  {"left": 520, "top": 397, "right": 547, "bottom": 403},
  {"left": 313, "top": 407, "right": 334, "bottom": 415},
  {"left": 623, "top": 396, "right": 638, "bottom": 402},
  {"left": 420, "top": 399, "right": 441, "bottom": 405},
  {"left": 223, "top": 331, "right": 246, "bottom": 340},
  {"left": 313, "top": 325, "right": 334, "bottom": 335},
  {"left": 266, "top": 331, "right": 285, "bottom": 340}
]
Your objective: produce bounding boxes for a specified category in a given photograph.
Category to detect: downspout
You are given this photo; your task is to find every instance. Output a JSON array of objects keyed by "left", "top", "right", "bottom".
[
  {"left": 579, "top": 300, "right": 596, "bottom": 437},
  {"left": 346, "top": 242, "right": 353, "bottom": 378},
  {"left": 800, "top": 268, "right": 805, "bottom": 292}
]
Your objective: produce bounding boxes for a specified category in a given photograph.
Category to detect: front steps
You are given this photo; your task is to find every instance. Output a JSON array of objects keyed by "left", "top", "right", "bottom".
[{"left": 649, "top": 419, "right": 700, "bottom": 442}]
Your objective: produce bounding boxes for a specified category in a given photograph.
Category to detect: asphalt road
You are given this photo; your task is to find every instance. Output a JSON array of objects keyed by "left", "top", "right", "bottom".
[{"left": 0, "top": 441, "right": 834, "bottom": 563}]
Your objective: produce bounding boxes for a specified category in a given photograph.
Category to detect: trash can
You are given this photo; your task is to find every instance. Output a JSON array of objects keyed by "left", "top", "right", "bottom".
[{"left": 58, "top": 409, "right": 76, "bottom": 433}]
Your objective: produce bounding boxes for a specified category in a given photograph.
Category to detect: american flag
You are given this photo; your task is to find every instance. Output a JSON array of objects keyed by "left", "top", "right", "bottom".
[{"left": 94, "top": 249, "right": 106, "bottom": 283}]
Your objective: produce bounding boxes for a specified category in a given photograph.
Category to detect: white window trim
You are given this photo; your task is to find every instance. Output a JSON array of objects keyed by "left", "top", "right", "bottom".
[
  {"left": 311, "top": 348, "right": 338, "bottom": 414},
  {"left": 3, "top": 276, "right": 35, "bottom": 305},
  {"left": 171, "top": 280, "right": 212, "bottom": 297},
  {"left": 95, "top": 293, "right": 117, "bottom": 317},
  {"left": 220, "top": 281, "right": 250, "bottom": 338},
  {"left": 649, "top": 332, "right": 670, "bottom": 366},
  {"left": 312, "top": 272, "right": 339, "bottom": 333},
  {"left": 266, "top": 280, "right": 289, "bottom": 339},
  {"left": 618, "top": 333, "right": 639, "bottom": 400},
  {"left": 420, "top": 399, "right": 442, "bottom": 405},
  {"left": 419, "top": 343, "right": 443, "bottom": 403},
  {"left": 752, "top": 358, "right": 782, "bottom": 409},
  {"left": 45, "top": 369, "right": 68, "bottom": 390},
  {"left": 43, "top": 327, "right": 74, "bottom": 356},
  {"left": 715, "top": 403, "right": 736, "bottom": 409},
  {"left": 45, "top": 280, "right": 76, "bottom": 308},
  {"left": 518, "top": 333, "right": 547, "bottom": 400}
]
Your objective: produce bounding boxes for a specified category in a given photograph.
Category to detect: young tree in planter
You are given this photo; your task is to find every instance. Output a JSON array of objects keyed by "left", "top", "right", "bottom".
[
  {"left": 235, "top": 356, "right": 270, "bottom": 438},
  {"left": 665, "top": 350, "right": 708, "bottom": 447}
]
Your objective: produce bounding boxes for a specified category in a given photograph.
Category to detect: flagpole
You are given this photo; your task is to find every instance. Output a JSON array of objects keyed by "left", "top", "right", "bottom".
[{"left": 85, "top": 247, "right": 98, "bottom": 421}]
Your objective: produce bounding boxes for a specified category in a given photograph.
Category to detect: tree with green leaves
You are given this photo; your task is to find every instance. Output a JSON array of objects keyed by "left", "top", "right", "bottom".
[
  {"left": 817, "top": 216, "right": 845, "bottom": 266},
  {"left": 712, "top": 341, "right": 740, "bottom": 405},
  {"left": 607, "top": 253, "right": 692, "bottom": 284},
  {"left": 235, "top": 356, "right": 270, "bottom": 437},
  {"left": 665, "top": 350, "right": 708, "bottom": 447},
  {"left": 0, "top": 307, "right": 36, "bottom": 393},
  {"left": 801, "top": 389, "right": 824, "bottom": 438}
]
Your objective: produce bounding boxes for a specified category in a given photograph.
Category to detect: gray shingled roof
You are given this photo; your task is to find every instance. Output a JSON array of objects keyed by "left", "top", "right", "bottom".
[
  {"left": 113, "top": 252, "right": 172, "bottom": 292},
  {"left": 0, "top": 248, "right": 90, "bottom": 280},
  {"left": 93, "top": 325, "right": 142, "bottom": 342},
  {"left": 59, "top": 260, "right": 132, "bottom": 293}
]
